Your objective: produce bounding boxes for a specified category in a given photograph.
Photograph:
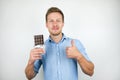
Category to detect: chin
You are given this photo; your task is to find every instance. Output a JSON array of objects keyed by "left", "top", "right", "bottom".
[{"left": 51, "top": 32, "right": 61, "bottom": 36}]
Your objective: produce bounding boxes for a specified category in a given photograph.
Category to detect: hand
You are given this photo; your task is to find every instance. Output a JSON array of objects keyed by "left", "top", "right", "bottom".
[
  {"left": 66, "top": 40, "right": 81, "bottom": 59},
  {"left": 28, "top": 48, "right": 45, "bottom": 64}
]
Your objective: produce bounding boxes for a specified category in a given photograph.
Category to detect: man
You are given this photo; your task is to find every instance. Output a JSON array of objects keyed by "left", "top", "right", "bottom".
[{"left": 25, "top": 7, "right": 94, "bottom": 80}]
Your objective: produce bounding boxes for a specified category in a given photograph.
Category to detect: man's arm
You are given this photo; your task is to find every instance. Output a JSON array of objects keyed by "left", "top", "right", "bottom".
[
  {"left": 25, "top": 60, "right": 36, "bottom": 80},
  {"left": 76, "top": 54, "right": 94, "bottom": 76},
  {"left": 66, "top": 40, "right": 94, "bottom": 76},
  {"left": 25, "top": 48, "right": 44, "bottom": 80}
]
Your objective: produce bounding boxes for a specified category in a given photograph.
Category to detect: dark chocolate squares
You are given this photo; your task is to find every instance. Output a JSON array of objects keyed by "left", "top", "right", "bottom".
[{"left": 34, "top": 35, "right": 44, "bottom": 46}]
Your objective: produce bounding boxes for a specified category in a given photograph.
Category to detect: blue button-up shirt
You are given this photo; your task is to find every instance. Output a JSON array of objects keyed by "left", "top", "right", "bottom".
[{"left": 34, "top": 34, "right": 90, "bottom": 80}]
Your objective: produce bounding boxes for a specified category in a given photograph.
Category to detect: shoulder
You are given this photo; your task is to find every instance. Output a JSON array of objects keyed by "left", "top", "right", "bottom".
[
  {"left": 44, "top": 39, "right": 50, "bottom": 45},
  {"left": 73, "top": 39, "right": 83, "bottom": 47},
  {"left": 68, "top": 37, "right": 85, "bottom": 50},
  {"left": 65, "top": 36, "right": 84, "bottom": 48},
  {"left": 67, "top": 37, "right": 83, "bottom": 46}
]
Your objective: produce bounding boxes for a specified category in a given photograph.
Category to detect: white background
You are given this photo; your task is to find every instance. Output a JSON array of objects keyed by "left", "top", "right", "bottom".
[{"left": 0, "top": 0, "right": 120, "bottom": 80}]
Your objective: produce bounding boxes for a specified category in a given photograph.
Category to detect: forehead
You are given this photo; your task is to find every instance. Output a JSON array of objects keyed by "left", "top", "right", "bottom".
[{"left": 47, "top": 12, "right": 62, "bottom": 19}]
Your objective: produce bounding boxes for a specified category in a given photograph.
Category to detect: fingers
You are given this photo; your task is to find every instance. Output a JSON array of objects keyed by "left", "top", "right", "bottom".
[
  {"left": 32, "top": 54, "right": 42, "bottom": 60},
  {"left": 71, "top": 40, "right": 75, "bottom": 47},
  {"left": 29, "top": 48, "right": 44, "bottom": 62},
  {"left": 66, "top": 47, "right": 71, "bottom": 53},
  {"left": 66, "top": 47, "right": 73, "bottom": 58},
  {"left": 66, "top": 40, "right": 77, "bottom": 58},
  {"left": 31, "top": 48, "right": 45, "bottom": 54}
]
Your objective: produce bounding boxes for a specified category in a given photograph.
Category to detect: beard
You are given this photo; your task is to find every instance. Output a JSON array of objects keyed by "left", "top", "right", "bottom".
[{"left": 50, "top": 31, "right": 61, "bottom": 36}]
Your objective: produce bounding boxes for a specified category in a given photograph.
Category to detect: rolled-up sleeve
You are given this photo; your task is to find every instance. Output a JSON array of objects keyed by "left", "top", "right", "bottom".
[
  {"left": 74, "top": 39, "right": 91, "bottom": 61},
  {"left": 34, "top": 59, "right": 42, "bottom": 74}
]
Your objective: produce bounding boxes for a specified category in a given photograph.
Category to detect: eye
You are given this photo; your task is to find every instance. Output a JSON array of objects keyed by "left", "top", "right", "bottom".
[
  {"left": 48, "top": 20, "right": 54, "bottom": 22},
  {"left": 56, "top": 19, "right": 62, "bottom": 22}
]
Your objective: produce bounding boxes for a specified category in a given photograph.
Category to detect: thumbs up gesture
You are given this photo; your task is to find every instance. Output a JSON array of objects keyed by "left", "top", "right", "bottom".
[{"left": 66, "top": 40, "right": 81, "bottom": 59}]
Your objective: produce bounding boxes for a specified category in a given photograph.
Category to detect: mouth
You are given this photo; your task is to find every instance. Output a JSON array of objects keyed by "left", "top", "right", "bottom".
[{"left": 52, "top": 26, "right": 59, "bottom": 30}]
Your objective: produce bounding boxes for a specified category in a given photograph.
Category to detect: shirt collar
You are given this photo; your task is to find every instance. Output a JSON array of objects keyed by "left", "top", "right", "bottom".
[{"left": 48, "top": 33, "right": 67, "bottom": 43}]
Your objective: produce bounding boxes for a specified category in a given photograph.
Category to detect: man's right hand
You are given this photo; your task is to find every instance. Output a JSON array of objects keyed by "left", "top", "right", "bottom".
[
  {"left": 28, "top": 48, "right": 45, "bottom": 65},
  {"left": 25, "top": 48, "right": 44, "bottom": 80}
]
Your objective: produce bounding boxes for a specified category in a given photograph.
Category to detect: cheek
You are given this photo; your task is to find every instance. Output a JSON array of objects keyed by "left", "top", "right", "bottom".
[
  {"left": 46, "top": 23, "right": 51, "bottom": 28},
  {"left": 61, "top": 23, "right": 64, "bottom": 28},
  {"left": 46, "top": 23, "right": 48, "bottom": 28},
  {"left": 46, "top": 24, "right": 52, "bottom": 30}
]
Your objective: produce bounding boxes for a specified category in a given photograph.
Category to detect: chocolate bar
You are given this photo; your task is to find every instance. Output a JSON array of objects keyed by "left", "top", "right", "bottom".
[{"left": 34, "top": 35, "right": 44, "bottom": 46}]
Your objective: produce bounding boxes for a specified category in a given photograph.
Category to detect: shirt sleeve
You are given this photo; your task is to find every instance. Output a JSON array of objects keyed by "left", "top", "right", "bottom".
[
  {"left": 74, "top": 39, "right": 91, "bottom": 61},
  {"left": 34, "top": 59, "right": 42, "bottom": 74}
]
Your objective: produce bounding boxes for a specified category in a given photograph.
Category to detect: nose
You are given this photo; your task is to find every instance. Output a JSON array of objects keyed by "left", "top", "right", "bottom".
[{"left": 53, "top": 21, "right": 57, "bottom": 26}]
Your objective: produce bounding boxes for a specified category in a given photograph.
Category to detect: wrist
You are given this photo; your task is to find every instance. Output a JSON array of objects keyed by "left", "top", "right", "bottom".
[
  {"left": 76, "top": 53, "right": 84, "bottom": 62},
  {"left": 28, "top": 59, "right": 34, "bottom": 65}
]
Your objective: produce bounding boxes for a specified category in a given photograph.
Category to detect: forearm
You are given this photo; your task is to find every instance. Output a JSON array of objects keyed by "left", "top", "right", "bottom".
[
  {"left": 25, "top": 61, "right": 36, "bottom": 80},
  {"left": 77, "top": 54, "right": 94, "bottom": 76}
]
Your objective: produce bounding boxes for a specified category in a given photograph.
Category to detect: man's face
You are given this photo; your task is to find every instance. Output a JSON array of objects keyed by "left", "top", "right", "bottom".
[{"left": 46, "top": 12, "right": 64, "bottom": 36}]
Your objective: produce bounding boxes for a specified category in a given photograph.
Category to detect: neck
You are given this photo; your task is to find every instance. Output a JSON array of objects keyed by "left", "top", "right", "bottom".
[{"left": 50, "top": 33, "right": 63, "bottom": 43}]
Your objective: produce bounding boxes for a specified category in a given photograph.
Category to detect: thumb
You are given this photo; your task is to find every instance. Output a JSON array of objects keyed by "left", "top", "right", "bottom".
[{"left": 71, "top": 40, "right": 75, "bottom": 47}]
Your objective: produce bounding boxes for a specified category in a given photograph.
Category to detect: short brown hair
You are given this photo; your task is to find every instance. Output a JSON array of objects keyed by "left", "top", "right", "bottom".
[{"left": 45, "top": 7, "right": 64, "bottom": 22}]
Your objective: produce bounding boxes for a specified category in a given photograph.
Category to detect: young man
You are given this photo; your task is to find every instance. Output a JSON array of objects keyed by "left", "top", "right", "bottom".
[{"left": 25, "top": 7, "right": 94, "bottom": 80}]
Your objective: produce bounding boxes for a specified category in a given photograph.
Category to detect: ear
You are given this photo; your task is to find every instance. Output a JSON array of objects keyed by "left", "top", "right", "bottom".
[
  {"left": 46, "top": 22, "right": 48, "bottom": 28},
  {"left": 62, "top": 22, "right": 64, "bottom": 28}
]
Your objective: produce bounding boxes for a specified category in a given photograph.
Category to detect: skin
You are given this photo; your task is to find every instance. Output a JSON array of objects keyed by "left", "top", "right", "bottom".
[{"left": 25, "top": 12, "right": 94, "bottom": 80}]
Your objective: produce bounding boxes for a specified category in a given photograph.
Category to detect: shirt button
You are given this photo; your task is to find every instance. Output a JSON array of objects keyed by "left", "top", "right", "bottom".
[
  {"left": 58, "top": 71, "right": 60, "bottom": 75},
  {"left": 57, "top": 53, "right": 59, "bottom": 55},
  {"left": 56, "top": 45, "right": 58, "bottom": 48},
  {"left": 58, "top": 61, "right": 60, "bottom": 65}
]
